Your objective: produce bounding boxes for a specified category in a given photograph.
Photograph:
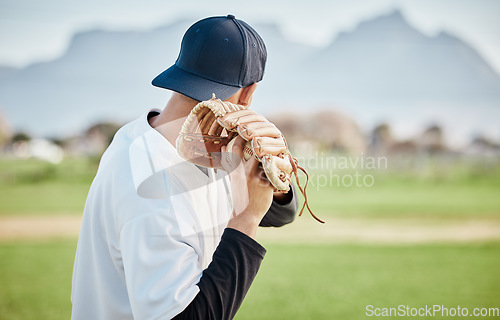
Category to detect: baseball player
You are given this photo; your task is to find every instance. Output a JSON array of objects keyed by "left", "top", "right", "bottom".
[{"left": 71, "top": 15, "right": 298, "bottom": 319}]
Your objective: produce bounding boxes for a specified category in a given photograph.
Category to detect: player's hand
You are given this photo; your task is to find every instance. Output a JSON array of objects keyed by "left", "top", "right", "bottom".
[
  {"left": 218, "top": 109, "right": 282, "bottom": 139},
  {"left": 219, "top": 109, "right": 289, "bottom": 160},
  {"left": 222, "top": 136, "right": 274, "bottom": 221}
]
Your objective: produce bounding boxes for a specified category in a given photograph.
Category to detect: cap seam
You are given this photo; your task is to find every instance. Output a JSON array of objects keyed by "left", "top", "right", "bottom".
[{"left": 231, "top": 18, "right": 247, "bottom": 87}]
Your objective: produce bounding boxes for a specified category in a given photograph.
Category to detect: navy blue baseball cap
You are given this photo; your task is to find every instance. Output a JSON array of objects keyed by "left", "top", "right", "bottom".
[{"left": 152, "top": 15, "right": 267, "bottom": 101}]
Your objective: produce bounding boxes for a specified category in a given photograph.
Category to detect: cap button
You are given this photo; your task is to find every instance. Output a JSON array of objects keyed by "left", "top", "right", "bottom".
[{"left": 227, "top": 14, "right": 235, "bottom": 19}]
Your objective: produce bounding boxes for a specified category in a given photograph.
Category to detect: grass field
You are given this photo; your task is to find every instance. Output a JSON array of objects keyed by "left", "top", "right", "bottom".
[
  {"left": 1, "top": 156, "right": 499, "bottom": 319},
  {"left": 238, "top": 241, "right": 500, "bottom": 320},
  {"left": 1, "top": 157, "right": 499, "bottom": 219},
  {"left": 0, "top": 239, "right": 499, "bottom": 320},
  {"left": 0, "top": 158, "right": 95, "bottom": 215},
  {"left": 0, "top": 240, "right": 76, "bottom": 320}
]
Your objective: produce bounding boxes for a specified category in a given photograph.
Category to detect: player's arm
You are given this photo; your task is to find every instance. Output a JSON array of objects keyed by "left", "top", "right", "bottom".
[
  {"left": 174, "top": 137, "right": 273, "bottom": 319},
  {"left": 121, "top": 204, "right": 267, "bottom": 320},
  {"left": 260, "top": 184, "right": 299, "bottom": 227},
  {"left": 172, "top": 228, "right": 265, "bottom": 319},
  {"left": 220, "top": 109, "right": 299, "bottom": 227}
]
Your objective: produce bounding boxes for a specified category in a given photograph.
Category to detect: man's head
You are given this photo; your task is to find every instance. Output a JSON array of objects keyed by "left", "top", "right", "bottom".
[{"left": 152, "top": 15, "right": 267, "bottom": 102}]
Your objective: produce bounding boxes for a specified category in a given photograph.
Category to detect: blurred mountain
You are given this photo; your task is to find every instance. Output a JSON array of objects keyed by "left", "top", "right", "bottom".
[
  {"left": 287, "top": 11, "right": 500, "bottom": 102},
  {"left": 0, "top": 11, "right": 499, "bottom": 142},
  {"left": 260, "top": 10, "right": 500, "bottom": 145},
  {"left": 0, "top": 18, "right": 314, "bottom": 137},
  {"left": 0, "top": 19, "right": 192, "bottom": 137}
]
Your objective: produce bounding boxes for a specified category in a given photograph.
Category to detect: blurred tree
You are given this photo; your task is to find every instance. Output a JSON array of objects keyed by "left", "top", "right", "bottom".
[
  {"left": 86, "top": 122, "right": 121, "bottom": 146},
  {"left": 420, "top": 124, "right": 445, "bottom": 153},
  {"left": 311, "top": 110, "right": 366, "bottom": 154},
  {"left": 58, "top": 122, "right": 122, "bottom": 158},
  {"left": 0, "top": 110, "right": 13, "bottom": 147},
  {"left": 48, "top": 137, "right": 66, "bottom": 148},
  {"left": 370, "top": 123, "right": 394, "bottom": 154},
  {"left": 471, "top": 135, "right": 497, "bottom": 148},
  {"left": 83, "top": 122, "right": 122, "bottom": 157},
  {"left": 469, "top": 135, "right": 500, "bottom": 156},
  {"left": 11, "top": 132, "right": 31, "bottom": 143},
  {"left": 268, "top": 109, "right": 365, "bottom": 154}
]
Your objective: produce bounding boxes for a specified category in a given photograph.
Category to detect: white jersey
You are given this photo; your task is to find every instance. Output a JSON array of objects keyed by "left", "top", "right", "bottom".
[{"left": 71, "top": 110, "right": 233, "bottom": 319}]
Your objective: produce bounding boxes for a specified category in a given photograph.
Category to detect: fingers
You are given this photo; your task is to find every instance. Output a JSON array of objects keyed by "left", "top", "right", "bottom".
[
  {"left": 223, "top": 139, "right": 270, "bottom": 186},
  {"left": 238, "top": 122, "right": 281, "bottom": 140},
  {"left": 270, "top": 156, "right": 293, "bottom": 174},
  {"left": 217, "top": 109, "right": 289, "bottom": 192},
  {"left": 222, "top": 136, "right": 263, "bottom": 173},
  {"left": 218, "top": 109, "right": 268, "bottom": 130},
  {"left": 251, "top": 136, "right": 288, "bottom": 158}
]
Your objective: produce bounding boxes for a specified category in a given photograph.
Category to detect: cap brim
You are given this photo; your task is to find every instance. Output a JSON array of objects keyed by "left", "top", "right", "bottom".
[{"left": 152, "top": 64, "right": 242, "bottom": 102}]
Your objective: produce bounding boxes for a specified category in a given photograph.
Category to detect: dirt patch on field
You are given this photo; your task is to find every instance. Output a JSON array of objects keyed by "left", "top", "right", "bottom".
[
  {"left": 0, "top": 215, "right": 82, "bottom": 242},
  {"left": 1, "top": 215, "right": 500, "bottom": 244},
  {"left": 258, "top": 217, "right": 500, "bottom": 244}
]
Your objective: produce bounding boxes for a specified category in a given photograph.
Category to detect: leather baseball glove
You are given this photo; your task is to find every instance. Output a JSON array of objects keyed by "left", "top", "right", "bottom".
[{"left": 176, "top": 94, "right": 324, "bottom": 223}]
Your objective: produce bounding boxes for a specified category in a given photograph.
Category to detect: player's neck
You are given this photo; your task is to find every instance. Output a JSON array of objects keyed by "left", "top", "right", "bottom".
[{"left": 149, "top": 93, "right": 198, "bottom": 147}]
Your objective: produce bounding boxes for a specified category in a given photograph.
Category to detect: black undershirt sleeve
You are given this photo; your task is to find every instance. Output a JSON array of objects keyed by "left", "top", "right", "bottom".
[
  {"left": 173, "top": 168, "right": 296, "bottom": 319},
  {"left": 259, "top": 183, "right": 299, "bottom": 227},
  {"left": 172, "top": 228, "right": 266, "bottom": 320}
]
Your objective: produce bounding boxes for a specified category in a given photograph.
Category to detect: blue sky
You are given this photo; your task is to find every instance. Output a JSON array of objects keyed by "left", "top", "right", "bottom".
[{"left": 1, "top": 0, "right": 500, "bottom": 72}]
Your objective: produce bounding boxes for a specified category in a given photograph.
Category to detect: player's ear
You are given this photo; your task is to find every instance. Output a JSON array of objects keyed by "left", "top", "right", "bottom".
[{"left": 238, "top": 83, "right": 258, "bottom": 106}]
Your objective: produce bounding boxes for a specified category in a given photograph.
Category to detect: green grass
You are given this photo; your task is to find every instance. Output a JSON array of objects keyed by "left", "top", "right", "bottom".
[
  {"left": 237, "top": 242, "right": 500, "bottom": 320},
  {"left": 1, "top": 155, "right": 498, "bottom": 319},
  {"left": 1, "top": 239, "right": 499, "bottom": 320},
  {"left": 0, "top": 157, "right": 97, "bottom": 185},
  {"left": 0, "top": 157, "right": 499, "bottom": 219},
  {"left": 301, "top": 157, "right": 500, "bottom": 219},
  {"left": 0, "top": 182, "right": 91, "bottom": 215},
  {"left": 308, "top": 177, "right": 500, "bottom": 219},
  {"left": 0, "top": 158, "right": 95, "bottom": 216},
  {"left": 0, "top": 239, "right": 77, "bottom": 320}
]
